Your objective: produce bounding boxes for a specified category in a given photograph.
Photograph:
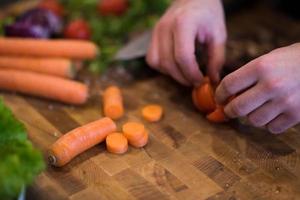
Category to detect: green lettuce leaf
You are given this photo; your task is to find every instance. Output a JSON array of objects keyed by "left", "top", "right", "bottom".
[{"left": 0, "top": 99, "right": 45, "bottom": 200}]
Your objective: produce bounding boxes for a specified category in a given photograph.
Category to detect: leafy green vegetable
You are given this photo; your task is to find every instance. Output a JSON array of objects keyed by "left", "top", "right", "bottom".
[
  {"left": 60, "top": 0, "right": 171, "bottom": 72},
  {"left": 0, "top": 99, "right": 45, "bottom": 200}
]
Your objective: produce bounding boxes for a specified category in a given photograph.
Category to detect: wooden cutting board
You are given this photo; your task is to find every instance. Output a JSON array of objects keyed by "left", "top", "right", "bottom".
[
  {"left": 2, "top": 70, "right": 300, "bottom": 200},
  {"left": 2, "top": 1, "right": 300, "bottom": 200}
]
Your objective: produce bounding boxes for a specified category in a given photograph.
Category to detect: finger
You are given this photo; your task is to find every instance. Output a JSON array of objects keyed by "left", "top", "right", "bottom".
[
  {"left": 267, "top": 114, "right": 299, "bottom": 134},
  {"left": 146, "top": 28, "right": 161, "bottom": 72},
  {"left": 159, "top": 22, "right": 190, "bottom": 85},
  {"left": 215, "top": 59, "right": 259, "bottom": 104},
  {"left": 224, "top": 83, "right": 271, "bottom": 118},
  {"left": 247, "top": 100, "right": 283, "bottom": 127},
  {"left": 173, "top": 21, "right": 203, "bottom": 85},
  {"left": 207, "top": 42, "right": 226, "bottom": 84}
]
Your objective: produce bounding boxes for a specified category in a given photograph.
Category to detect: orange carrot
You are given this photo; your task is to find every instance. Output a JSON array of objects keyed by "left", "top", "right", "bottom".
[
  {"left": 122, "top": 122, "right": 145, "bottom": 144},
  {"left": 0, "top": 38, "right": 98, "bottom": 59},
  {"left": 0, "top": 56, "right": 75, "bottom": 78},
  {"left": 193, "top": 81, "right": 216, "bottom": 113},
  {"left": 103, "top": 86, "right": 124, "bottom": 120},
  {"left": 142, "top": 104, "right": 163, "bottom": 122},
  {"left": 0, "top": 69, "right": 88, "bottom": 104},
  {"left": 130, "top": 131, "right": 149, "bottom": 148},
  {"left": 106, "top": 132, "right": 128, "bottom": 154},
  {"left": 206, "top": 106, "right": 227, "bottom": 123},
  {"left": 48, "top": 117, "right": 116, "bottom": 167}
]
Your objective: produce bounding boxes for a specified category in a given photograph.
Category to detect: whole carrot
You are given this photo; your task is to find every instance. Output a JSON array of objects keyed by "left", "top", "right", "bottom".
[
  {"left": 48, "top": 117, "right": 117, "bottom": 167},
  {"left": 103, "top": 86, "right": 124, "bottom": 120},
  {"left": 0, "top": 38, "right": 98, "bottom": 59},
  {"left": 0, "top": 56, "right": 75, "bottom": 78},
  {"left": 0, "top": 69, "right": 88, "bottom": 104}
]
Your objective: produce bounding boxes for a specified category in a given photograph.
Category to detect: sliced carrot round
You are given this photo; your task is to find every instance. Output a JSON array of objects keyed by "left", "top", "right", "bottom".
[
  {"left": 122, "top": 122, "right": 145, "bottom": 142},
  {"left": 130, "top": 131, "right": 149, "bottom": 148},
  {"left": 142, "top": 104, "right": 163, "bottom": 122},
  {"left": 206, "top": 106, "right": 227, "bottom": 123},
  {"left": 106, "top": 132, "right": 128, "bottom": 154}
]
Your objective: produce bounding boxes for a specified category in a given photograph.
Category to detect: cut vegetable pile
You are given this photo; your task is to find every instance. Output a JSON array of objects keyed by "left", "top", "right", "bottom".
[
  {"left": 0, "top": 99, "right": 45, "bottom": 200},
  {"left": 48, "top": 85, "right": 161, "bottom": 167},
  {"left": 192, "top": 77, "right": 232, "bottom": 123}
]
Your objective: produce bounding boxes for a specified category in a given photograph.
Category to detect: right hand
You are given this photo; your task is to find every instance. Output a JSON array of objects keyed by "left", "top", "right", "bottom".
[{"left": 146, "top": 0, "right": 227, "bottom": 86}]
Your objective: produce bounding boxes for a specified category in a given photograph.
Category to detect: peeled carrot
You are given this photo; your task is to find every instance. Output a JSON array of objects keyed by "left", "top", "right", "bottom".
[
  {"left": 0, "top": 56, "right": 75, "bottom": 78},
  {"left": 48, "top": 117, "right": 116, "bottom": 167},
  {"left": 103, "top": 86, "right": 124, "bottom": 120},
  {"left": 130, "top": 131, "right": 149, "bottom": 148},
  {"left": 142, "top": 104, "right": 163, "bottom": 122},
  {"left": 106, "top": 132, "right": 128, "bottom": 154},
  {"left": 122, "top": 122, "right": 145, "bottom": 144},
  {"left": 0, "top": 38, "right": 98, "bottom": 59},
  {"left": 0, "top": 69, "right": 88, "bottom": 104},
  {"left": 192, "top": 80, "right": 216, "bottom": 113},
  {"left": 206, "top": 106, "right": 227, "bottom": 123}
]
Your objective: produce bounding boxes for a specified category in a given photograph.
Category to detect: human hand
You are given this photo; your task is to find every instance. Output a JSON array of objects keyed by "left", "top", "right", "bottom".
[
  {"left": 146, "top": 0, "right": 227, "bottom": 86},
  {"left": 216, "top": 44, "right": 300, "bottom": 134}
]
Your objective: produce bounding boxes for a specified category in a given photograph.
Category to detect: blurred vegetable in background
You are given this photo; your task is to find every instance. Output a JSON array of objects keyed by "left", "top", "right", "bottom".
[
  {"left": 60, "top": 0, "right": 172, "bottom": 72},
  {"left": 5, "top": 8, "right": 62, "bottom": 38},
  {"left": 1, "top": 0, "right": 171, "bottom": 72}
]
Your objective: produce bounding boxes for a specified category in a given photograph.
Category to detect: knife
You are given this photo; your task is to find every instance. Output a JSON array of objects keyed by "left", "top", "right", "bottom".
[{"left": 114, "top": 31, "right": 152, "bottom": 61}]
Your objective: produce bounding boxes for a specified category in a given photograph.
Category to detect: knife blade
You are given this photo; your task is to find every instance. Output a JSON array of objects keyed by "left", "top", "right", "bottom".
[{"left": 114, "top": 31, "right": 151, "bottom": 61}]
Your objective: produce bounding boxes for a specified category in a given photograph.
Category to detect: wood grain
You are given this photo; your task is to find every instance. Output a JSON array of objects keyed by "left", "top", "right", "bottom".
[{"left": 1, "top": 1, "right": 300, "bottom": 200}]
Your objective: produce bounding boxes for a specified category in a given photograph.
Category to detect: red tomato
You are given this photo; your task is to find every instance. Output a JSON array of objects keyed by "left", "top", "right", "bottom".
[
  {"left": 63, "top": 19, "right": 91, "bottom": 40},
  {"left": 97, "top": 0, "right": 129, "bottom": 16},
  {"left": 38, "top": 0, "right": 64, "bottom": 17}
]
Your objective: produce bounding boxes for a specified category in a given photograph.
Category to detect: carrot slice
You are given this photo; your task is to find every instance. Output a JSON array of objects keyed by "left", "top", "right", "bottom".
[
  {"left": 192, "top": 88, "right": 202, "bottom": 111},
  {"left": 130, "top": 131, "right": 149, "bottom": 148},
  {"left": 0, "top": 56, "right": 75, "bottom": 78},
  {"left": 122, "top": 122, "right": 145, "bottom": 142},
  {"left": 0, "top": 38, "right": 98, "bottom": 60},
  {"left": 206, "top": 106, "right": 227, "bottom": 123},
  {"left": 0, "top": 69, "right": 88, "bottom": 104},
  {"left": 142, "top": 104, "right": 163, "bottom": 122},
  {"left": 106, "top": 132, "right": 128, "bottom": 154},
  {"left": 48, "top": 117, "right": 116, "bottom": 167},
  {"left": 103, "top": 86, "right": 124, "bottom": 120},
  {"left": 193, "top": 82, "right": 216, "bottom": 113}
]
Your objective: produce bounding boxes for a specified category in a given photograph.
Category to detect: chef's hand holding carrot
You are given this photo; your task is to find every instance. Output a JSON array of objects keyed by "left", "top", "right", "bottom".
[
  {"left": 215, "top": 44, "right": 300, "bottom": 134},
  {"left": 146, "top": 0, "right": 227, "bottom": 85}
]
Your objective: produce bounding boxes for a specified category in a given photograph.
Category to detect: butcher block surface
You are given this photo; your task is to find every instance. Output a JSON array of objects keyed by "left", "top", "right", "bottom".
[{"left": 2, "top": 1, "right": 300, "bottom": 200}]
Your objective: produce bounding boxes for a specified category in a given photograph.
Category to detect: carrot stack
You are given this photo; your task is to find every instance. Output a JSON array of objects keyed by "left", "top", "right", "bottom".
[{"left": 0, "top": 37, "right": 99, "bottom": 104}]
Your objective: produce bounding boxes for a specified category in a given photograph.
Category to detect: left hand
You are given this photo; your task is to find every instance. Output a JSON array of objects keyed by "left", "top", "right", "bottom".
[{"left": 215, "top": 43, "right": 300, "bottom": 134}]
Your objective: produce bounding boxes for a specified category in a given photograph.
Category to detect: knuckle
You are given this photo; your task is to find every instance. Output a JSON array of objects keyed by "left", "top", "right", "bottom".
[
  {"left": 262, "top": 79, "right": 284, "bottom": 94},
  {"left": 156, "top": 19, "right": 170, "bottom": 32},
  {"left": 281, "top": 97, "right": 295, "bottom": 111},
  {"left": 221, "top": 76, "right": 235, "bottom": 96},
  {"left": 174, "top": 14, "right": 189, "bottom": 30},
  {"left": 160, "top": 60, "right": 173, "bottom": 71},
  {"left": 255, "top": 56, "right": 272, "bottom": 74},
  {"left": 175, "top": 52, "right": 190, "bottom": 66},
  {"left": 230, "top": 100, "right": 246, "bottom": 117},
  {"left": 146, "top": 54, "right": 159, "bottom": 68},
  {"left": 248, "top": 114, "right": 266, "bottom": 127}
]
